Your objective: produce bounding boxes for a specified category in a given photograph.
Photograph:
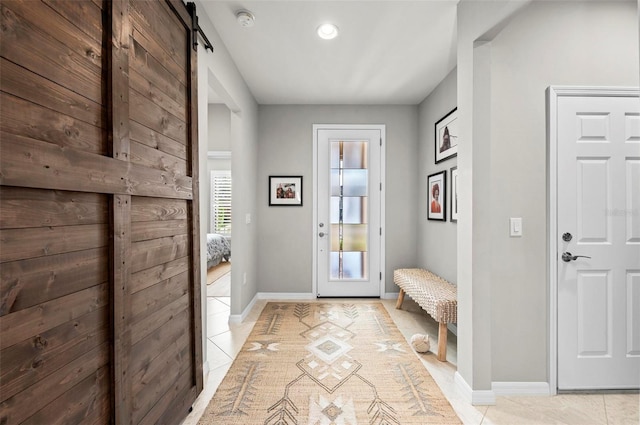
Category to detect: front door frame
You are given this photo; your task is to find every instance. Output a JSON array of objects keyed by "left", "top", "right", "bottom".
[
  {"left": 547, "top": 86, "right": 639, "bottom": 395},
  {"left": 312, "top": 124, "right": 386, "bottom": 298}
]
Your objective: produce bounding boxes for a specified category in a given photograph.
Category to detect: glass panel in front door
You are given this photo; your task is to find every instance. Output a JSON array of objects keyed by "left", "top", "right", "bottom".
[{"left": 329, "top": 140, "right": 368, "bottom": 280}]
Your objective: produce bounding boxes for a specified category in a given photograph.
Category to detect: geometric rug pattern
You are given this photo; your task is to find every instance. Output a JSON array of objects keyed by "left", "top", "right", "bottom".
[{"left": 198, "top": 302, "right": 461, "bottom": 424}]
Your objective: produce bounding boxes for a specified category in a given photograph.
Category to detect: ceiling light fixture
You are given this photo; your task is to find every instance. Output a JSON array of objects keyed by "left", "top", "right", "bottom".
[
  {"left": 317, "top": 23, "right": 339, "bottom": 40},
  {"left": 235, "top": 10, "right": 255, "bottom": 28}
]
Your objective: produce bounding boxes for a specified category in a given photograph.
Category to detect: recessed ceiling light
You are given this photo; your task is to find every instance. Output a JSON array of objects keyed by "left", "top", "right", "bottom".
[
  {"left": 235, "top": 10, "right": 255, "bottom": 28},
  {"left": 317, "top": 23, "right": 339, "bottom": 40}
]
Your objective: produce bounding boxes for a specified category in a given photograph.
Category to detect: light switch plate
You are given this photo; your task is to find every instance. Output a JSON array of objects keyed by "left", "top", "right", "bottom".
[{"left": 510, "top": 217, "right": 522, "bottom": 237}]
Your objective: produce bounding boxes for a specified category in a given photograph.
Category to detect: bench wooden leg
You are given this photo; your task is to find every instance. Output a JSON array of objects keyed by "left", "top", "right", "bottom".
[
  {"left": 437, "top": 322, "right": 448, "bottom": 361},
  {"left": 395, "top": 288, "right": 405, "bottom": 309}
]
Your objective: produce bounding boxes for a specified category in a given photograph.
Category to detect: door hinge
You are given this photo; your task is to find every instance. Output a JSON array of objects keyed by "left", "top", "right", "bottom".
[
  {"left": 380, "top": 272, "right": 382, "bottom": 280},
  {"left": 380, "top": 183, "right": 382, "bottom": 191},
  {"left": 380, "top": 138, "right": 382, "bottom": 146},
  {"left": 379, "top": 227, "right": 382, "bottom": 236}
]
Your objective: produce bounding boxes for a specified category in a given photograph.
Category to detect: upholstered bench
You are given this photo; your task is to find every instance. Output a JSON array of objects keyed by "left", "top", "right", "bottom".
[{"left": 394, "top": 268, "right": 457, "bottom": 361}]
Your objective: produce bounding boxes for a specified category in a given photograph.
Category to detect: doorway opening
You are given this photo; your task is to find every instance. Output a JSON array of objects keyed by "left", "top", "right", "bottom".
[{"left": 205, "top": 101, "right": 232, "bottom": 321}]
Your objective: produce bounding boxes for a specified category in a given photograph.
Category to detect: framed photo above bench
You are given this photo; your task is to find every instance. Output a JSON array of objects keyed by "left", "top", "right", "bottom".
[
  {"left": 435, "top": 107, "right": 458, "bottom": 163},
  {"left": 427, "top": 171, "right": 446, "bottom": 221}
]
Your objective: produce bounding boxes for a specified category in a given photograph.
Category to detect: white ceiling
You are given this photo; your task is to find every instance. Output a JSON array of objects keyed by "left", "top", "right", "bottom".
[{"left": 200, "top": 1, "right": 459, "bottom": 105}]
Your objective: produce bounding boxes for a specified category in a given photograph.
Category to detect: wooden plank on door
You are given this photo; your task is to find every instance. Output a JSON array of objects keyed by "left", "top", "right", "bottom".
[
  {"left": 0, "top": 247, "right": 108, "bottom": 315},
  {"left": 130, "top": 120, "right": 188, "bottom": 160},
  {"left": 0, "top": 224, "right": 108, "bottom": 263},
  {"left": 130, "top": 65, "right": 187, "bottom": 123},
  {"left": 108, "top": 0, "right": 133, "bottom": 422},
  {"left": 0, "top": 283, "right": 109, "bottom": 351},
  {"left": 0, "top": 133, "right": 193, "bottom": 199},
  {"left": 0, "top": 187, "right": 108, "bottom": 229},
  {"left": 0, "top": 58, "right": 104, "bottom": 129},
  {"left": 130, "top": 140, "right": 187, "bottom": 176},
  {"left": 130, "top": 256, "right": 190, "bottom": 294},
  {"left": 0, "top": 342, "right": 109, "bottom": 425},
  {"left": 1, "top": 307, "right": 108, "bottom": 401},
  {"left": 129, "top": 36, "right": 187, "bottom": 111},
  {"left": 20, "top": 365, "right": 111, "bottom": 425},
  {"left": 131, "top": 196, "right": 188, "bottom": 221},
  {"left": 130, "top": 0, "right": 187, "bottom": 73},
  {"left": 0, "top": 92, "right": 104, "bottom": 154},
  {"left": 0, "top": 1, "right": 103, "bottom": 103}
]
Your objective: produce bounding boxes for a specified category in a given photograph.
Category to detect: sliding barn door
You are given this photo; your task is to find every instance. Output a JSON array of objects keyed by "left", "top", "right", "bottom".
[{"left": 0, "top": 1, "right": 203, "bottom": 424}]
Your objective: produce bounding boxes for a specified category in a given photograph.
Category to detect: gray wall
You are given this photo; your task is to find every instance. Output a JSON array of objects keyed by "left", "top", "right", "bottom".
[
  {"left": 487, "top": 0, "right": 639, "bottom": 383},
  {"left": 205, "top": 104, "right": 231, "bottom": 234},
  {"left": 257, "top": 105, "right": 419, "bottom": 294},
  {"left": 196, "top": 0, "right": 260, "bottom": 318},
  {"left": 456, "top": 0, "right": 638, "bottom": 393},
  {"left": 208, "top": 104, "right": 231, "bottom": 151},
  {"left": 456, "top": 0, "right": 531, "bottom": 393},
  {"left": 418, "top": 68, "right": 457, "bottom": 283}
]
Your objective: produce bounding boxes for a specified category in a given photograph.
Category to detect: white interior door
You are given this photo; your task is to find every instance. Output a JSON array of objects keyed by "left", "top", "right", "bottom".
[
  {"left": 556, "top": 91, "right": 640, "bottom": 390},
  {"left": 314, "top": 125, "right": 384, "bottom": 297}
]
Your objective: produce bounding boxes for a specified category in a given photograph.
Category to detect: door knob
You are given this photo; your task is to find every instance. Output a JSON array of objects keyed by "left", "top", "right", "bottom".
[
  {"left": 562, "top": 252, "right": 591, "bottom": 262},
  {"left": 319, "top": 232, "right": 325, "bottom": 237}
]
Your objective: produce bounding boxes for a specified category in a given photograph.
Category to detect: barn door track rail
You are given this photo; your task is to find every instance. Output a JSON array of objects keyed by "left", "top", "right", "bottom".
[{"left": 187, "top": 2, "right": 214, "bottom": 52}]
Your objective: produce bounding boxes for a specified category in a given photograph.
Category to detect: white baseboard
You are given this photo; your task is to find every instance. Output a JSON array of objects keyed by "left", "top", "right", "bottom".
[
  {"left": 229, "top": 292, "right": 315, "bottom": 323},
  {"left": 257, "top": 292, "right": 315, "bottom": 300},
  {"left": 382, "top": 292, "right": 400, "bottom": 299},
  {"left": 454, "top": 373, "right": 550, "bottom": 404},
  {"left": 492, "top": 381, "right": 550, "bottom": 396},
  {"left": 228, "top": 293, "right": 259, "bottom": 324},
  {"left": 455, "top": 372, "right": 496, "bottom": 405}
]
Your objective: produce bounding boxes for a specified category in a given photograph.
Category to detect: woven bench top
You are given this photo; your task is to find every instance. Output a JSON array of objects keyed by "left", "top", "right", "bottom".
[{"left": 394, "top": 268, "right": 457, "bottom": 324}]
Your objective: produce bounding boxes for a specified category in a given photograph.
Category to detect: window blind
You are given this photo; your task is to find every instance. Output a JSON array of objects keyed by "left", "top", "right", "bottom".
[{"left": 210, "top": 170, "right": 232, "bottom": 235}]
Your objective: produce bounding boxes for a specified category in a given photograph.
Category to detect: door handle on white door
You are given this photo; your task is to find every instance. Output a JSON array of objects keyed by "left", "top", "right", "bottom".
[
  {"left": 561, "top": 252, "right": 591, "bottom": 262},
  {"left": 319, "top": 232, "right": 325, "bottom": 237}
]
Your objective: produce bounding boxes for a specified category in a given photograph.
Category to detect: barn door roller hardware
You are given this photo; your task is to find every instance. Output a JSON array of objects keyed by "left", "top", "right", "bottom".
[{"left": 187, "top": 2, "right": 214, "bottom": 52}]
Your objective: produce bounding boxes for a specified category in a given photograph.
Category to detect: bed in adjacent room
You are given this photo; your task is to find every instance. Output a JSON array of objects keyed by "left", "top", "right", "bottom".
[{"left": 206, "top": 233, "right": 231, "bottom": 268}]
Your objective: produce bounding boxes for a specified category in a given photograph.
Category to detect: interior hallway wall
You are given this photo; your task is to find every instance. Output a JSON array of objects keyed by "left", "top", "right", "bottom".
[
  {"left": 488, "top": 0, "right": 639, "bottom": 383},
  {"left": 456, "top": 0, "right": 531, "bottom": 398},
  {"left": 257, "top": 105, "right": 419, "bottom": 295},
  {"left": 195, "top": 0, "right": 259, "bottom": 322},
  {"left": 418, "top": 68, "right": 458, "bottom": 284}
]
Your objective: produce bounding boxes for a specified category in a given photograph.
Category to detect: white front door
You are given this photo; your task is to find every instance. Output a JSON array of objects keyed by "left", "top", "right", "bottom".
[
  {"left": 555, "top": 89, "right": 640, "bottom": 390},
  {"left": 313, "top": 125, "right": 384, "bottom": 297}
]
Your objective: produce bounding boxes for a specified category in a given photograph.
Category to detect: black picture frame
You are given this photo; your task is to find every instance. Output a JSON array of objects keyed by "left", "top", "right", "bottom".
[
  {"left": 450, "top": 166, "right": 458, "bottom": 222},
  {"left": 269, "top": 176, "right": 303, "bottom": 206},
  {"left": 435, "top": 107, "right": 458, "bottom": 163},
  {"left": 427, "top": 171, "right": 446, "bottom": 221}
]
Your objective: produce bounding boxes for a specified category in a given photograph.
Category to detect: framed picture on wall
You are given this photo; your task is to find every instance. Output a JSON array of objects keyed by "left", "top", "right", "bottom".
[
  {"left": 435, "top": 108, "right": 458, "bottom": 163},
  {"left": 450, "top": 166, "right": 458, "bottom": 222},
  {"left": 427, "top": 171, "right": 446, "bottom": 221},
  {"left": 269, "top": 176, "right": 303, "bottom": 206}
]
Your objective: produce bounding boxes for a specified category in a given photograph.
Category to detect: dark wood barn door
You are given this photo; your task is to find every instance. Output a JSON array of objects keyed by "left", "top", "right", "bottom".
[{"left": 0, "top": 1, "right": 203, "bottom": 424}]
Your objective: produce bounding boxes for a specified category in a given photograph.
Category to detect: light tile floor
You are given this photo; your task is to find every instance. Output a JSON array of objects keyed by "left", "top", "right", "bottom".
[{"left": 182, "top": 296, "right": 639, "bottom": 425}]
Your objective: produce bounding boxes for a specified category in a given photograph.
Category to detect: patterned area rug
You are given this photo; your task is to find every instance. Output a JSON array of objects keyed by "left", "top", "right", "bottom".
[{"left": 198, "top": 302, "right": 461, "bottom": 424}]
